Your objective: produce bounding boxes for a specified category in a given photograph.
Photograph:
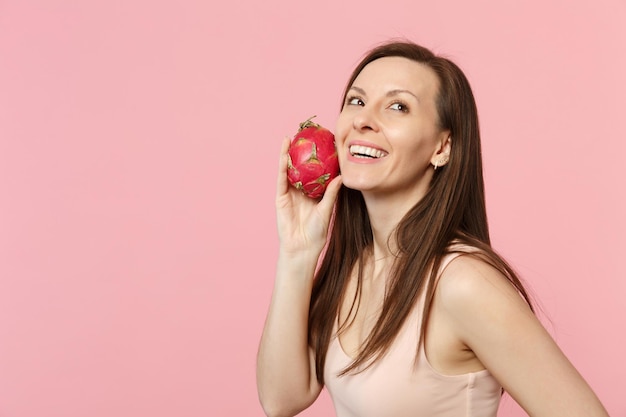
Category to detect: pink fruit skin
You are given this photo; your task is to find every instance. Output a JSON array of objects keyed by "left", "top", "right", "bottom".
[{"left": 287, "top": 118, "right": 339, "bottom": 199}]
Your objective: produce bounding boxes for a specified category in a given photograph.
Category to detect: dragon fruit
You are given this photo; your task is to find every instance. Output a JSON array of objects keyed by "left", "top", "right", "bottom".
[{"left": 287, "top": 116, "right": 339, "bottom": 199}]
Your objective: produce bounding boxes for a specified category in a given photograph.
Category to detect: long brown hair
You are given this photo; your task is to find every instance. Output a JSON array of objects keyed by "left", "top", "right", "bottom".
[{"left": 308, "top": 40, "right": 533, "bottom": 384}]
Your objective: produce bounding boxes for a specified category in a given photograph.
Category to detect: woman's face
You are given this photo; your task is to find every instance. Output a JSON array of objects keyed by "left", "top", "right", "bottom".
[{"left": 335, "top": 56, "right": 450, "bottom": 201}]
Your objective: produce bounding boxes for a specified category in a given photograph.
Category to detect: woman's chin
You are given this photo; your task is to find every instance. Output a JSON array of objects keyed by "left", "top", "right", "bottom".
[{"left": 340, "top": 177, "right": 376, "bottom": 192}]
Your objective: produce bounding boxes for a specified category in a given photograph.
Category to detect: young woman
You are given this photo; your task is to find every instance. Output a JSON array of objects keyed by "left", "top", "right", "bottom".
[{"left": 256, "top": 40, "right": 608, "bottom": 417}]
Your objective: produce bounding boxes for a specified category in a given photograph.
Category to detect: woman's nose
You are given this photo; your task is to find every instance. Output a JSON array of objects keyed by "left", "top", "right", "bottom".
[{"left": 352, "top": 108, "right": 379, "bottom": 132}]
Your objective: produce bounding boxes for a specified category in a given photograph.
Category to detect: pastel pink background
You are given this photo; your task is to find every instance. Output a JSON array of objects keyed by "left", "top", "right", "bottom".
[{"left": 1, "top": 0, "right": 624, "bottom": 416}]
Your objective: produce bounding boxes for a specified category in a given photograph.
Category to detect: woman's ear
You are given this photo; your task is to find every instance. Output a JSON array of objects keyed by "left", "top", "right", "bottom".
[{"left": 431, "top": 133, "right": 452, "bottom": 169}]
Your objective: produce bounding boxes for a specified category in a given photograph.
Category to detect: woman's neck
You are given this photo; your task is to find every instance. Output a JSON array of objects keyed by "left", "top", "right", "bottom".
[{"left": 362, "top": 190, "right": 425, "bottom": 260}]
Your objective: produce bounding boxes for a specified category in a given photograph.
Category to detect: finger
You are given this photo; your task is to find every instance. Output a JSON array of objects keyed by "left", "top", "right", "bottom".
[
  {"left": 276, "top": 136, "right": 292, "bottom": 197},
  {"left": 317, "top": 175, "right": 343, "bottom": 217}
]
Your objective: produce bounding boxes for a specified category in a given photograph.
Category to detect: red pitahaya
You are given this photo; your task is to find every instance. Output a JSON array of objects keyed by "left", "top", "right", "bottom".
[{"left": 287, "top": 116, "right": 339, "bottom": 199}]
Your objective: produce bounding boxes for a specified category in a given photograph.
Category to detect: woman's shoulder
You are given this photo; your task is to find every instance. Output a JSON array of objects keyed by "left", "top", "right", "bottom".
[{"left": 436, "top": 249, "right": 528, "bottom": 316}]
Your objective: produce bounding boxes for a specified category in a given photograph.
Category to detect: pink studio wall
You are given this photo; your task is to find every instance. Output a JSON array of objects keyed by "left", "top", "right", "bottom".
[{"left": 0, "top": 0, "right": 624, "bottom": 416}]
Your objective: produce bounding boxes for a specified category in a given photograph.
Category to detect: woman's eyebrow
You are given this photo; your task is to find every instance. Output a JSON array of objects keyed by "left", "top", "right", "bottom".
[
  {"left": 386, "top": 89, "right": 419, "bottom": 101},
  {"left": 349, "top": 86, "right": 419, "bottom": 102},
  {"left": 349, "top": 86, "right": 419, "bottom": 101},
  {"left": 348, "top": 86, "right": 366, "bottom": 95}
]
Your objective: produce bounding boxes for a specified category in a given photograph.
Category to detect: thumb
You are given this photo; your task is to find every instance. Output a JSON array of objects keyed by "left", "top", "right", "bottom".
[{"left": 317, "top": 175, "right": 343, "bottom": 218}]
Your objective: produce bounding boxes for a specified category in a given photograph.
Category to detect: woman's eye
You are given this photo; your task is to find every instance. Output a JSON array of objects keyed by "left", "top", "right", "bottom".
[
  {"left": 389, "top": 102, "right": 408, "bottom": 112},
  {"left": 347, "top": 97, "right": 364, "bottom": 106}
]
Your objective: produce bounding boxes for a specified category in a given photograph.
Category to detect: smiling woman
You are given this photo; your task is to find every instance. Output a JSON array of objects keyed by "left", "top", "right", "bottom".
[
  {"left": 336, "top": 56, "right": 449, "bottom": 201},
  {"left": 256, "top": 40, "right": 609, "bottom": 417}
]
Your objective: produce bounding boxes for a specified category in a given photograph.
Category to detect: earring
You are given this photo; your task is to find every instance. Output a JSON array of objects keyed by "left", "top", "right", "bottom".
[{"left": 434, "top": 155, "right": 448, "bottom": 170}]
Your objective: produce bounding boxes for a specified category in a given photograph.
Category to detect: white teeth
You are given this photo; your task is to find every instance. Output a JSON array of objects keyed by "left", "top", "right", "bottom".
[{"left": 349, "top": 145, "right": 387, "bottom": 159}]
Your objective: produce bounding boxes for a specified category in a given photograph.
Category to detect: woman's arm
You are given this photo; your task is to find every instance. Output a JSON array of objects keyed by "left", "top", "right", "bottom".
[
  {"left": 257, "top": 251, "right": 324, "bottom": 417},
  {"left": 438, "top": 256, "right": 609, "bottom": 417},
  {"left": 256, "top": 137, "right": 342, "bottom": 417}
]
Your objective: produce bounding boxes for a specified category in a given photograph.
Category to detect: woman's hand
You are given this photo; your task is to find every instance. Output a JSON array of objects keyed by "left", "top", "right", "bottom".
[{"left": 275, "top": 136, "right": 342, "bottom": 256}]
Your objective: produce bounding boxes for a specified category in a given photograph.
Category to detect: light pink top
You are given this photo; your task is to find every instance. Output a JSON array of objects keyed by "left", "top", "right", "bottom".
[{"left": 324, "top": 254, "right": 502, "bottom": 417}]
